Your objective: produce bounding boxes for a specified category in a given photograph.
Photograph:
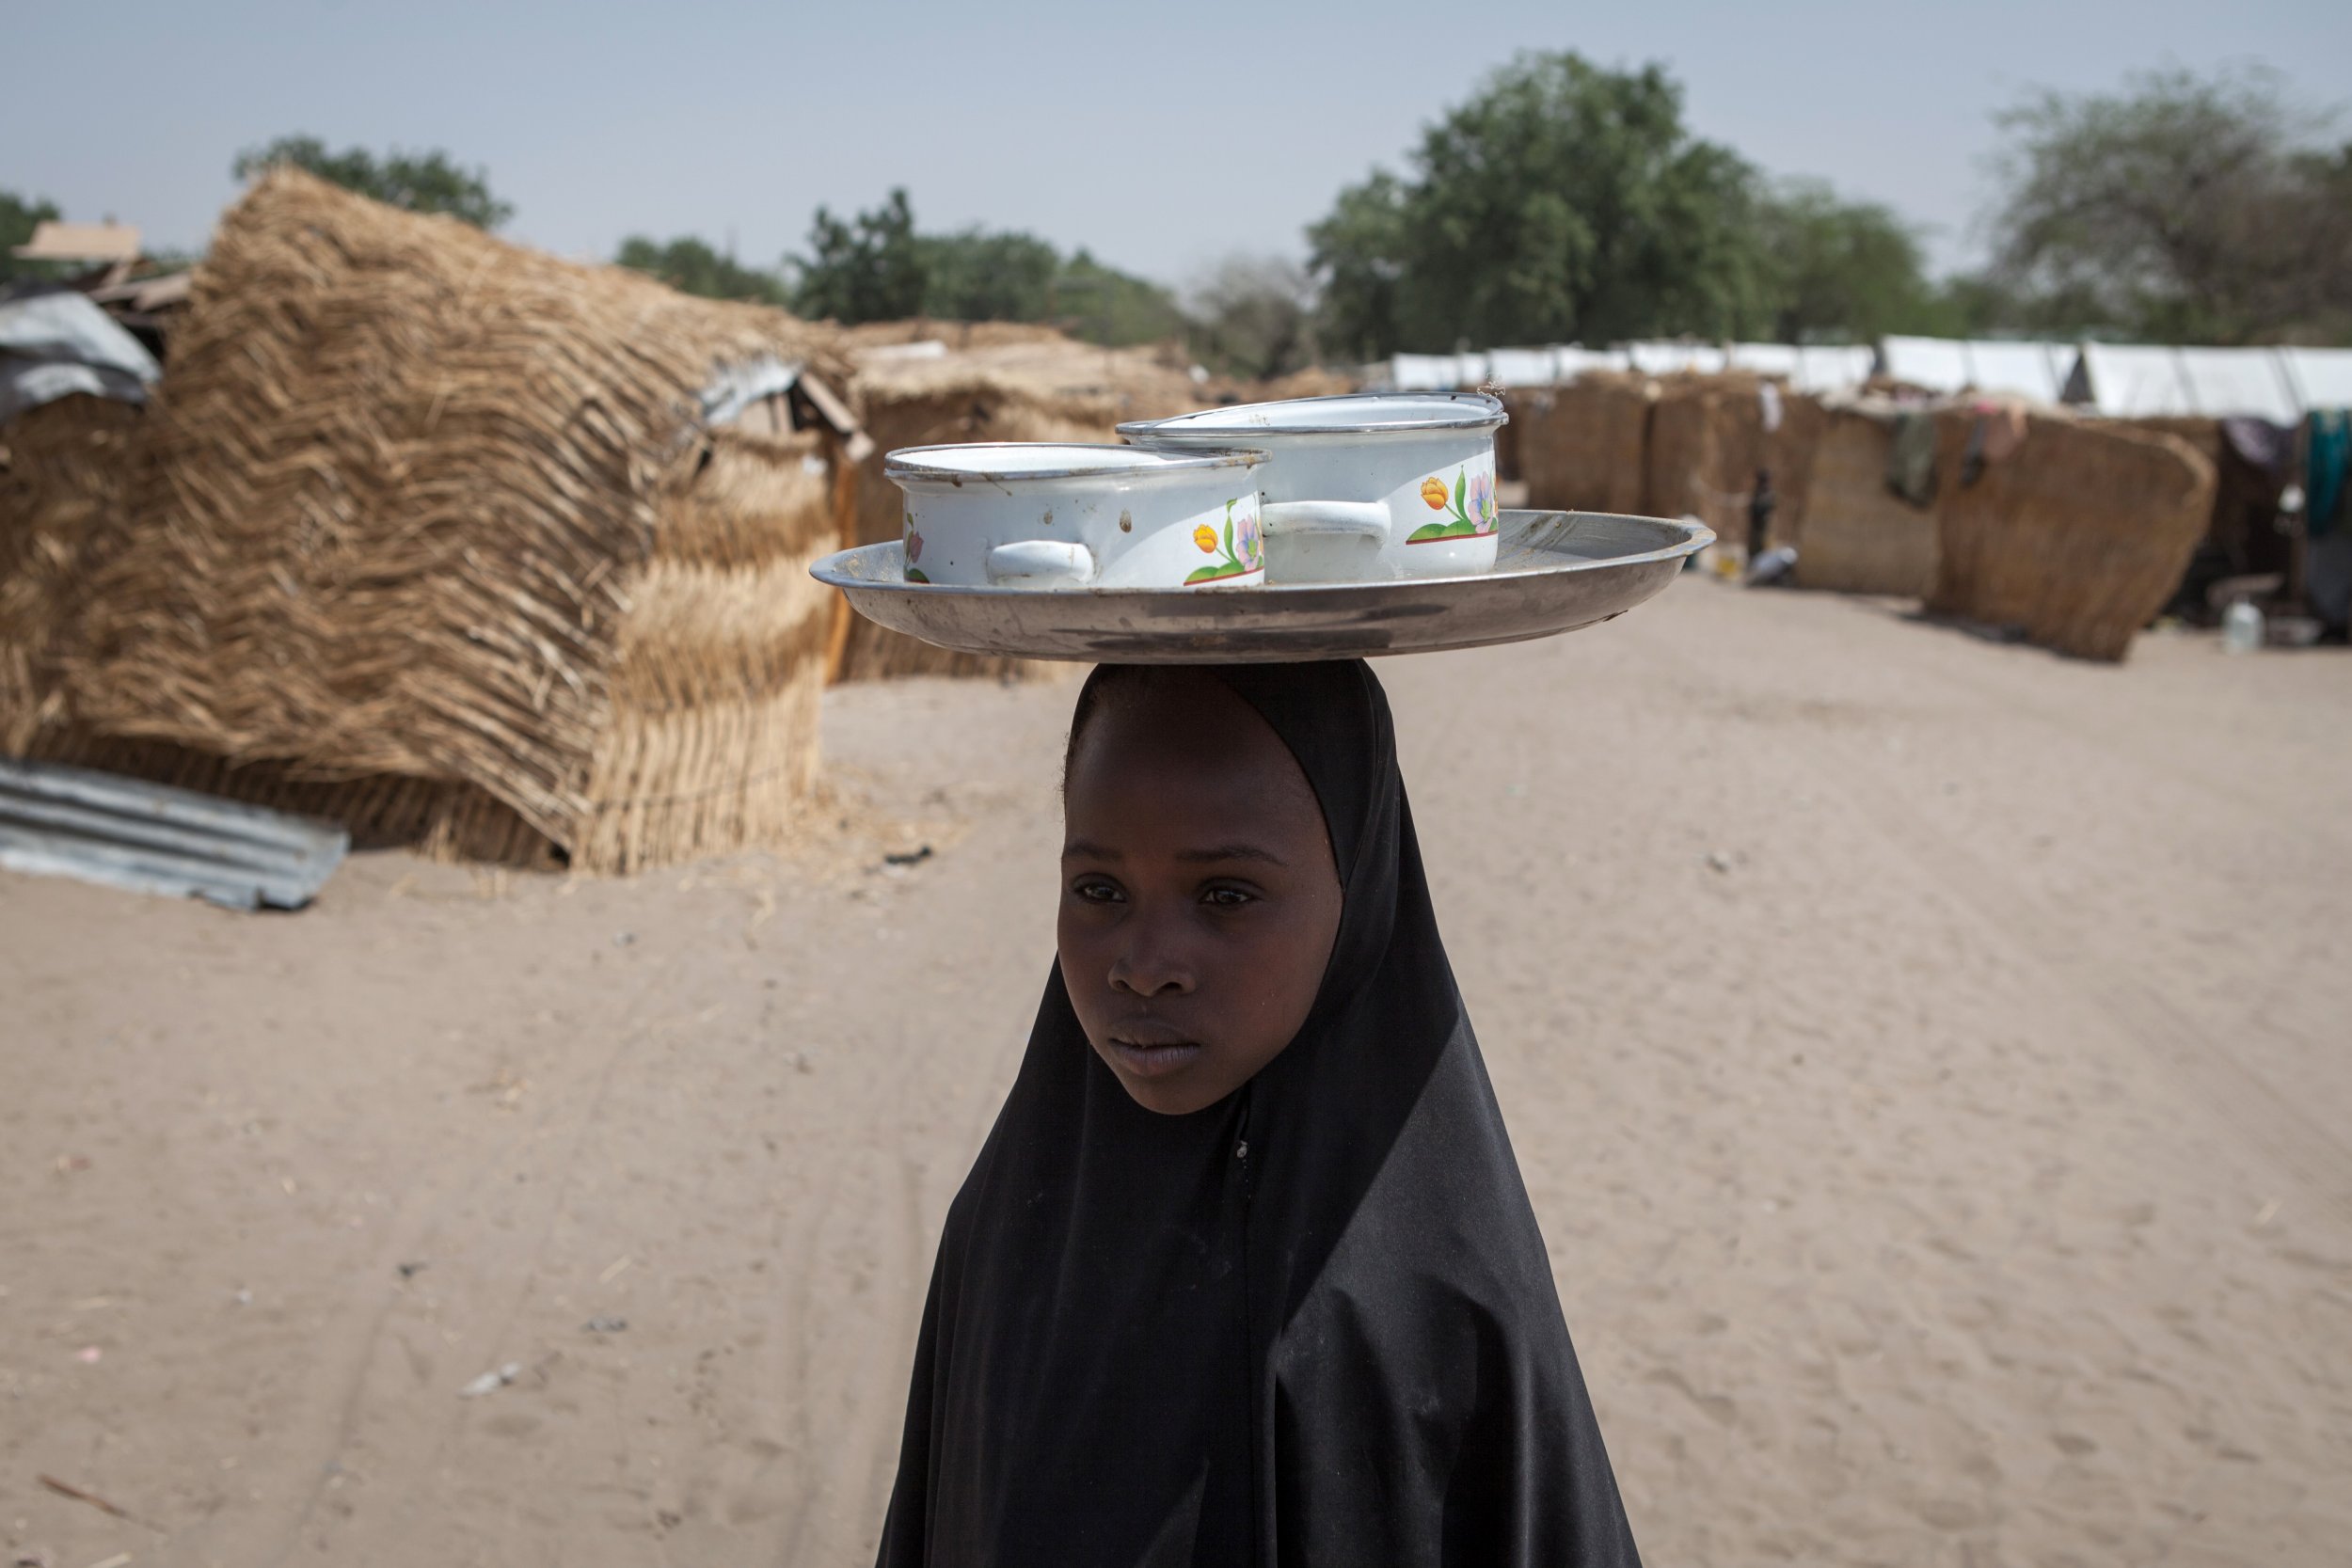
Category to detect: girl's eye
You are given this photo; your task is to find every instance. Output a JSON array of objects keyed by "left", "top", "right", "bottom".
[
  {"left": 1201, "top": 886, "right": 1256, "bottom": 910},
  {"left": 1072, "top": 879, "right": 1123, "bottom": 904}
]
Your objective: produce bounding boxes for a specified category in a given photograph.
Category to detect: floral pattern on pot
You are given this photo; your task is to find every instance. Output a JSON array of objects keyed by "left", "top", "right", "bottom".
[
  {"left": 903, "top": 515, "right": 930, "bottom": 583},
  {"left": 1184, "top": 499, "right": 1264, "bottom": 585},
  {"left": 1407, "top": 467, "right": 1500, "bottom": 544}
]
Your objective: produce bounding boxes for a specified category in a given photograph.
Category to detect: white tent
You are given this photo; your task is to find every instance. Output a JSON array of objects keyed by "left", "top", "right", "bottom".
[
  {"left": 1880, "top": 336, "right": 2071, "bottom": 403},
  {"left": 1627, "top": 341, "right": 1727, "bottom": 376},
  {"left": 1726, "top": 342, "right": 1875, "bottom": 394},
  {"left": 1483, "top": 347, "right": 1558, "bottom": 387},
  {"left": 2276, "top": 348, "right": 2352, "bottom": 414},
  {"left": 1551, "top": 346, "right": 1630, "bottom": 381},
  {"left": 2068, "top": 343, "right": 2302, "bottom": 422},
  {"left": 1376, "top": 354, "right": 1462, "bottom": 391}
]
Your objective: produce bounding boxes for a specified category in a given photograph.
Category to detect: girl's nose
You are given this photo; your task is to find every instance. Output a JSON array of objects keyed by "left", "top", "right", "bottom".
[{"left": 1108, "top": 920, "right": 1195, "bottom": 998}]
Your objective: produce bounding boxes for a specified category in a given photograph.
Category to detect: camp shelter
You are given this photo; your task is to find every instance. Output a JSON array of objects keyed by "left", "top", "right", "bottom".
[
  {"left": 1726, "top": 343, "right": 1876, "bottom": 395},
  {"left": 1372, "top": 352, "right": 1492, "bottom": 391},
  {"left": 1641, "top": 372, "right": 1823, "bottom": 550},
  {"left": 2065, "top": 343, "right": 2301, "bottom": 423},
  {"left": 1628, "top": 341, "right": 1729, "bottom": 377},
  {"left": 1880, "top": 337, "right": 2073, "bottom": 404},
  {"left": 0, "top": 394, "right": 146, "bottom": 752},
  {"left": 840, "top": 329, "right": 1206, "bottom": 679},
  {"left": 8, "top": 169, "right": 861, "bottom": 873},
  {"left": 1505, "top": 372, "right": 1659, "bottom": 516},
  {"left": 1788, "top": 396, "right": 1945, "bottom": 598},
  {"left": 1928, "top": 411, "right": 2215, "bottom": 661},
  {"left": 2278, "top": 348, "right": 2352, "bottom": 412}
]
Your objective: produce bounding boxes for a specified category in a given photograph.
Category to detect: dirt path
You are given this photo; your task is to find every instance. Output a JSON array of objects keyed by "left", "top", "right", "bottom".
[{"left": 5, "top": 580, "right": 2347, "bottom": 1566}]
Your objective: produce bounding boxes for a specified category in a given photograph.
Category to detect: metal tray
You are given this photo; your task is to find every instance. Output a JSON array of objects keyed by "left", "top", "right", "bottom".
[{"left": 809, "top": 510, "right": 1710, "bottom": 663}]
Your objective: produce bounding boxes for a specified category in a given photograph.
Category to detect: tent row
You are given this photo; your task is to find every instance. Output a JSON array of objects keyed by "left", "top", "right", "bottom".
[{"left": 1374, "top": 339, "right": 2352, "bottom": 421}]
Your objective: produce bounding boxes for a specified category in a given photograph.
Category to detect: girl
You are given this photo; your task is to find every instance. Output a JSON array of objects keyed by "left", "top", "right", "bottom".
[{"left": 877, "top": 660, "right": 1638, "bottom": 1567}]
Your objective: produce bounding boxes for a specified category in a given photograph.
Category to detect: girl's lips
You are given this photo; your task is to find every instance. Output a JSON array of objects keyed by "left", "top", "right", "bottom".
[{"left": 1106, "top": 1038, "right": 1204, "bottom": 1080}]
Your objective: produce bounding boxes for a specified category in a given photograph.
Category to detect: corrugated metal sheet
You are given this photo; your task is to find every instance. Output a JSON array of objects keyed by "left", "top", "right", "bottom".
[{"left": 0, "top": 757, "right": 349, "bottom": 911}]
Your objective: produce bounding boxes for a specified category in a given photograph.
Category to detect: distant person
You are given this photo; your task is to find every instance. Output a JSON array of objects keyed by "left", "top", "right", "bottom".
[
  {"left": 1747, "top": 467, "right": 1777, "bottom": 561},
  {"left": 875, "top": 662, "right": 1639, "bottom": 1567}
]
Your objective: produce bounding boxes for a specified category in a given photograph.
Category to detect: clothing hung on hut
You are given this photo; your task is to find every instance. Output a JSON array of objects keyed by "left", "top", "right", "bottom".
[
  {"left": 1886, "top": 411, "right": 1938, "bottom": 507},
  {"left": 876, "top": 660, "right": 1639, "bottom": 1568}
]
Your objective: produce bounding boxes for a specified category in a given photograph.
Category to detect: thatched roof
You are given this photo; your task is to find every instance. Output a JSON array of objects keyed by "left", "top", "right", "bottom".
[{"left": 45, "top": 169, "right": 850, "bottom": 852}]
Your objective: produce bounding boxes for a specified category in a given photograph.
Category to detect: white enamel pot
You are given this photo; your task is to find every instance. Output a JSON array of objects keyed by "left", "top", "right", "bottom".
[
  {"left": 884, "top": 443, "right": 1268, "bottom": 590},
  {"left": 1119, "top": 391, "right": 1507, "bottom": 584}
]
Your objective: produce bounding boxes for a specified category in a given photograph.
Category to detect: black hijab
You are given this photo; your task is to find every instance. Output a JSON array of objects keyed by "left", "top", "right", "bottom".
[{"left": 876, "top": 660, "right": 1638, "bottom": 1568}]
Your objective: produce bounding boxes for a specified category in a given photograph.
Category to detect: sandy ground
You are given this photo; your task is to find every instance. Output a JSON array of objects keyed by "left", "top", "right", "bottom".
[{"left": 4, "top": 579, "right": 2349, "bottom": 1568}]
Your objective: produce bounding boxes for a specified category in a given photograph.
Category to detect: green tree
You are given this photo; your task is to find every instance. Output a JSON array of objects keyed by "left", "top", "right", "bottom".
[
  {"left": 917, "top": 227, "right": 1060, "bottom": 322},
  {"left": 1056, "top": 249, "right": 1187, "bottom": 346},
  {"left": 1, "top": 187, "right": 64, "bottom": 283},
  {"left": 791, "top": 187, "right": 928, "bottom": 323},
  {"left": 1309, "top": 52, "right": 1773, "bottom": 356},
  {"left": 1984, "top": 67, "right": 2352, "bottom": 343},
  {"left": 232, "top": 135, "right": 514, "bottom": 229},
  {"left": 1187, "top": 255, "right": 1316, "bottom": 378},
  {"left": 614, "top": 234, "right": 790, "bottom": 305},
  {"left": 1755, "top": 181, "right": 1939, "bottom": 342},
  {"left": 1304, "top": 173, "right": 1408, "bottom": 363}
]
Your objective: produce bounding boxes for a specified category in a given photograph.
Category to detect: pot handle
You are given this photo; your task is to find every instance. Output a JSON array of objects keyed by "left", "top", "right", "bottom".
[
  {"left": 984, "top": 539, "right": 1096, "bottom": 586},
  {"left": 1261, "top": 500, "right": 1391, "bottom": 540}
]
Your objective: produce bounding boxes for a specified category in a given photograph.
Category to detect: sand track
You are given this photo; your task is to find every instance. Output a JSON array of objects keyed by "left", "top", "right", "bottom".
[{"left": 5, "top": 582, "right": 2347, "bottom": 1566}]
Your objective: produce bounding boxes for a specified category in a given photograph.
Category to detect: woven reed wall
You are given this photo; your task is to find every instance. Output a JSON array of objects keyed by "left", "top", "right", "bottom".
[
  {"left": 1641, "top": 374, "right": 1820, "bottom": 546},
  {"left": 1507, "top": 375, "right": 1655, "bottom": 515},
  {"left": 0, "top": 396, "right": 144, "bottom": 752},
  {"left": 32, "top": 169, "right": 847, "bottom": 869},
  {"left": 1791, "top": 407, "right": 1941, "bottom": 597},
  {"left": 1928, "top": 413, "right": 2216, "bottom": 661},
  {"left": 577, "top": 424, "right": 839, "bottom": 871}
]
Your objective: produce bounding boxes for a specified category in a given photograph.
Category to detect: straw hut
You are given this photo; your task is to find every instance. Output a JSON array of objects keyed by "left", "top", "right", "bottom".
[
  {"left": 840, "top": 330, "right": 1205, "bottom": 680},
  {"left": 12, "top": 170, "right": 859, "bottom": 872},
  {"left": 1505, "top": 372, "right": 1658, "bottom": 516},
  {"left": 1642, "top": 373, "right": 1822, "bottom": 549},
  {"left": 1789, "top": 398, "right": 1946, "bottom": 598},
  {"left": 1927, "top": 412, "right": 2215, "bottom": 660},
  {"left": 0, "top": 395, "right": 147, "bottom": 752}
]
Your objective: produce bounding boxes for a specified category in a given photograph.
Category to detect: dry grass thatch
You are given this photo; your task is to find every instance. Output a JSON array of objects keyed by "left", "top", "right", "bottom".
[
  {"left": 24, "top": 169, "right": 849, "bottom": 870},
  {"left": 1792, "top": 404, "right": 1942, "bottom": 598},
  {"left": 0, "top": 396, "right": 145, "bottom": 752},
  {"left": 1928, "top": 413, "right": 2216, "bottom": 660},
  {"left": 1505, "top": 373, "right": 1657, "bottom": 515}
]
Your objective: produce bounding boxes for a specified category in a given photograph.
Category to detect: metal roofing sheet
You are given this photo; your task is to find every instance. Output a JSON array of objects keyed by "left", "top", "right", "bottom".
[{"left": 0, "top": 757, "right": 348, "bottom": 911}]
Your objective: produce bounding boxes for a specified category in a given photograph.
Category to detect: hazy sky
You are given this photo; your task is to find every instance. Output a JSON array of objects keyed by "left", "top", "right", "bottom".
[{"left": 9, "top": 0, "right": 2348, "bottom": 295}]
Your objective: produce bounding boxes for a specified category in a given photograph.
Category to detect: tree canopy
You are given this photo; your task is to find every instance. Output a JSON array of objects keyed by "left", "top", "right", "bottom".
[
  {"left": 1754, "top": 181, "right": 1943, "bottom": 344},
  {"left": 232, "top": 135, "right": 514, "bottom": 230},
  {"left": 781, "top": 188, "right": 1183, "bottom": 344},
  {"left": 1309, "top": 53, "right": 1777, "bottom": 357},
  {"left": 1186, "top": 256, "right": 1317, "bottom": 379},
  {"left": 614, "top": 234, "right": 791, "bottom": 306},
  {"left": 1979, "top": 67, "right": 2352, "bottom": 343},
  {"left": 791, "top": 187, "right": 928, "bottom": 323},
  {"left": 0, "top": 187, "right": 64, "bottom": 283}
]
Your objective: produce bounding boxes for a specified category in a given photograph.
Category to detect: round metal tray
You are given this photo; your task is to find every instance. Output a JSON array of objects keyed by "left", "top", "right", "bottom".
[{"left": 809, "top": 510, "right": 1709, "bottom": 663}]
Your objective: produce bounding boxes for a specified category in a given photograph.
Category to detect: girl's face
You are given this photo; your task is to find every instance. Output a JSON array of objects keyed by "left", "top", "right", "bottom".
[{"left": 1059, "top": 675, "right": 1344, "bottom": 1116}]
